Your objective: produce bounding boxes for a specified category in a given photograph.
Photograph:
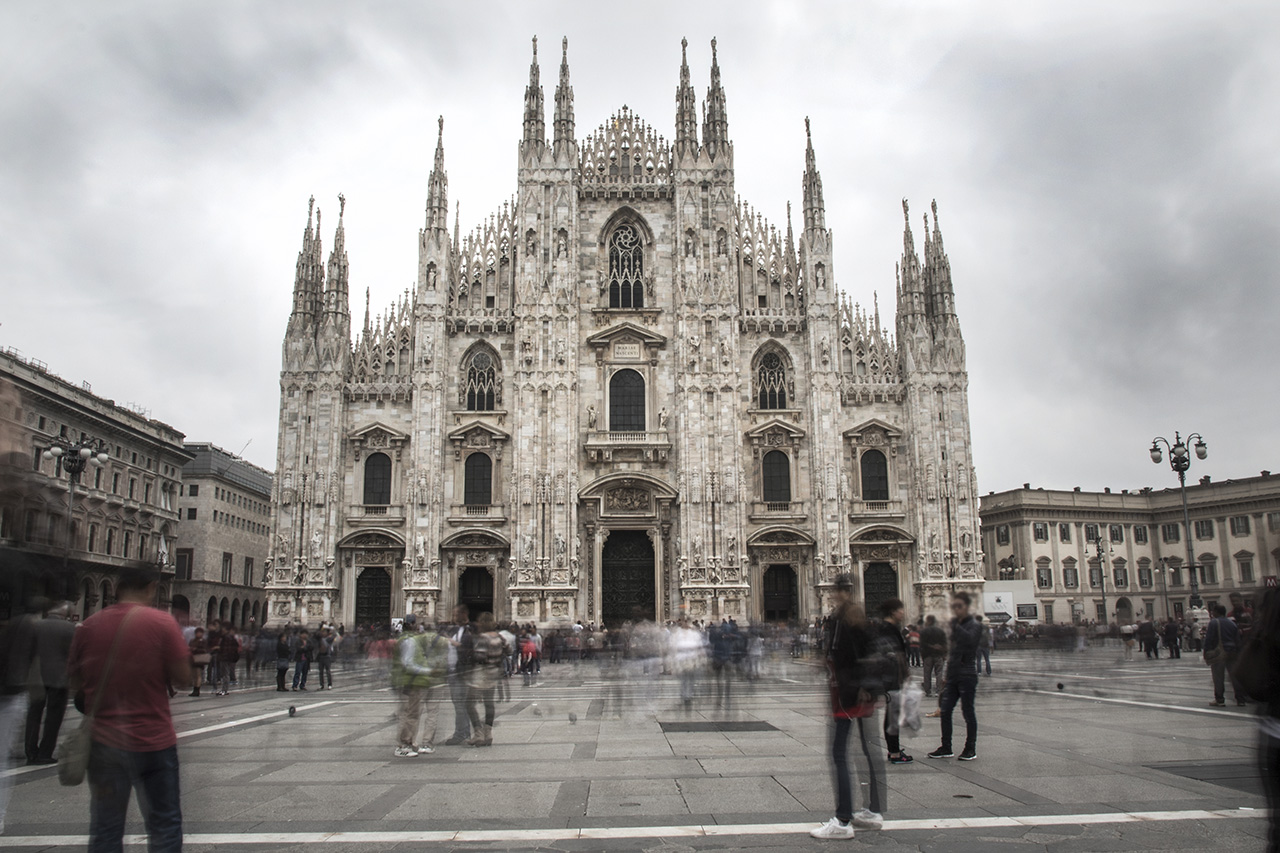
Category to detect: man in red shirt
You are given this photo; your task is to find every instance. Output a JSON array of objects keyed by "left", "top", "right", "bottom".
[{"left": 67, "top": 567, "right": 191, "bottom": 852}]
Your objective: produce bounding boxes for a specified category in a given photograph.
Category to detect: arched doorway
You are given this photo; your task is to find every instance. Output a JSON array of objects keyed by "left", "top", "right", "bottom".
[
  {"left": 219, "top": 597, "right": 229, "bottom": 622},
  {"left": 601, "top": 530, "right": 655, "bottom": 627},
  {"left": 862, "top": 562, "right": 898, "bottom": 618},
  {"left": 171, "top": 594, "right": 190, "bottom": 622},
  {"left": 459, "top": 567, "right": 494, "bottom": 621},
  {"left": 231, "top": 600, "right": 241, "bottom": 627},
  {"left": 1115, "top": 597, "right": 1134, "bottom": 625},
  {"left": 206, "top": 597, "right": 217, "bottom": 626},
  {"left": 355, "top": 567, "right": 392, "bottom": 628},
  {"left": 82, "top": 579, "right": 96, "bottom": 619},
  {"left": 761, "top": 565, "right": 798, "bottom": 622}
]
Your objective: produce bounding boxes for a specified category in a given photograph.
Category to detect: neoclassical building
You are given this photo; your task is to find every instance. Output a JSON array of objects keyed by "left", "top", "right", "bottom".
[{"left": 265, "top": 38, "right": 982, "bottom": 628}]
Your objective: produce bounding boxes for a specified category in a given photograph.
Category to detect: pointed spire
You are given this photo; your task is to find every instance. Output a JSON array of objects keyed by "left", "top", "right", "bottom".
[
  {"left": 325, "top": 193, "right": 349, "bottom": 319},
  {"left": 522, "top": 36, "right": 546, "bottom": 154},
  {"left": 784, "top": 201, "right": 797, "bottom": 273},
  {"left": 553, "top": 36, "right": 574, "bottom": 155},
  {"left": 702, "top": 37, "right": 729, "bottom": 160},
  {"left": 424, "top": 116, "right": 449, "bottom": 233},
  {"left": 802, "top": 118, "right": 825, "bottom": 233},
  {"left": 924, "top": 199, "right": 956, "bottom": 320},
  {"left": 364, "top": 287, "right": 371, "bottom": 335},
  {"left": 291, "top": 195, "right": 321, "bottom": 324},
  {"left": 675, "top": 37, "right": 698, "bottom": 158},
  {"left": 896, "top": 198, "right": 925, "bottom": 321}
]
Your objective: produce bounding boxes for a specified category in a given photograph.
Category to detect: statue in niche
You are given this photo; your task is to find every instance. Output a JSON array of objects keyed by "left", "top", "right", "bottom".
[
  {"left": 293, "top": 559, "right": 306, "bottom": 586},
  {"left": 415, "top": 534, "right": 427, "bottom": 566},
  {"left": 507, "top": 559, "right": 518, "bottom": 587},
  {"left": 556, "top": 232, "right": 567, "bottom": 259},
  {"left": 716, "top": 231, "right": 728, "bottom": 256},
  {"left": 555, "top": 533, "right": 566, "bottom": 559},
  {"left": 677, "top": 556, "right": 689, "bottom": 585},
  {"left": 821, "top": 336, "right": 831, "bottom": 363},
  {"left": 525, "top": 232, "right": 536, "bottom": 257},
  {"left": 569, "top": 557, "right": 580, "bottom": 585},
  {"left": 815, "top": 266, "right": 826, "bottom": 289},
  {"left": 658, "top": 408, "right": 669, "bottom": 430},
  {"left": 324, "top": 558, "right": 335, "bottom": 586},
  {"left": 587, "top": 405, "right": 598, "bottom": 429},
  {"left": 523, "top": 535, "right": 534, "bottom": 562},
  {"left": 277, "top": 533, "right": 291, "bottom": 560},
  {"left": 428, "top": 559, "right": 440, "bottom": 586},
  {"left": 726, "top": 533, "right": 737, "bottom": 555},
  {"left": 692, "top": 536, "right": 703, "bottom": 566},
  {"left": 310, "top": 531, "right": 323, "bottom": 562},
  {"left": 261, "top": 558, "right": 273, "bottom": 586}
]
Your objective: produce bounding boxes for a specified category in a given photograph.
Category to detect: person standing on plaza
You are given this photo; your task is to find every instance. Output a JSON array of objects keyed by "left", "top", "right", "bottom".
[
  {"left": 291, "top": 629, "right": 313, "bottom": 691},
  {"left": 465, "top": 613, "right": 507, "bottom": 747},
  {"left": 392, "top": 615, "right": 448, "bottom": 757},
  {"left": 1120, "top": 620, "right": 1136, "bottom": 660},
  {"left": 66, "top": 566, "right": 192, "bottom": 852},
  {"left": 275, "top": 631, "right": 291, "bottom": 692},
  {"left": 188, "top": 628, "right": 210, "bottom": 697},
  {"left": 215, "top": 625, "right": 239, "bottom": 696},
  {"left": 0, "top": 603, "right": 37, "bottom": 833},
  {"left": 975, "top": 616, "right": 992, "bottom": 677},
  {"left": 1204, "top": 603, "right": 1245, "bottom": 707},
  {"left": 928, "top": 592, "right": 981, "bottom": 761},
  {"left": 25, "top": 601, "right": 75, "bottom": 765},
  {"left": 906, "top": 624, "right": 921, "bottom": 667},
  {"left": 1238, "top": 588, "right": 1280, "bottom": 852},
  {"left": 443, "top": 605, "right": 473, "bottom": 745},
  {"left": 315, "top": 627, "right": 335, "bottom": 690},
  {"left": 918, "top": 614, "right": 947, "bottom": 698},
  {"left": 811, "top": 574, "right": 887, "bottom": 840},
  {"left": 875, "top": 598, "right": 913, "bottom": 765},
  {"left": 1163, "top": 618, "right": 1182, "bottom": 659}
]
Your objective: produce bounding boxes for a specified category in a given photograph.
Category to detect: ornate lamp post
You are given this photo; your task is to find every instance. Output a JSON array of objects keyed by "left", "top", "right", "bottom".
[
  {"left": 1094, "top": 531, "right": 1110, "bottom": 629},
  {"left": 42, "top": 437, "right": 110, "bottom": 595},
  {"left": 1149, "top": 431, "right": 1207, "bottom": 608}
]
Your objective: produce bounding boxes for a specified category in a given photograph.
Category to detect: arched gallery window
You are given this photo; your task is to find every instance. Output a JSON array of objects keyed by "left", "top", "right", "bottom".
[
  {"left": 608, "top": 224, "right": 644, "bottom": 308},
  {"left": 860, "top": 450, "right": 889, "bottom": 502},
  {"left": 762, "top": 450, "right": 792, "bottom": 504},
  {"left": 757, "top": 352, "right": 788, "bottom": 409},
  {"left": 609, "top": 369, "right": 646, "bottom": 432},
  {"left": 463, "top": 348, "right": 497, "bottom": 411},
  {"left": 463, "top": 453, "right": 492, "bottom": 506},
  {"left": 363, "top": 452, "right": 392, "bottom": 505}
]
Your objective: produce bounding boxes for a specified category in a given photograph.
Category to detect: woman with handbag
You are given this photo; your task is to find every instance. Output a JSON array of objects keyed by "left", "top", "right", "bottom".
[
  {"left": 188, "top": 628, "right": 210, "bottom": 697},
  {"left": 810, "top": 573, "right": 887, "bottom": 840},
  {"left": 1203, "top": 604, "right": 1244, "bottom": 707}
]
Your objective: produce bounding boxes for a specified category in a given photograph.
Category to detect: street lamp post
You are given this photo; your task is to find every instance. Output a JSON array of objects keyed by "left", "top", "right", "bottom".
[
  {"left": 1158, "top": 557, "right": 1172, "bottom": 620},
  {"left": 42, "top": 436, "right": 111, "bottom": 597},
  {"left": 1095, "top": 532, "right": 1109, "bottom": 630},
  {"left": 1149, "top": 431, "right": 1207, "bottom": 609}
]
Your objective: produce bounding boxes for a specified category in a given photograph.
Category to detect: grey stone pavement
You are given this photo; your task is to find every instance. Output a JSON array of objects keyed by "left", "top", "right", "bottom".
[{"left": 1, "top": 645, "right": 1271, "bottom": 851}]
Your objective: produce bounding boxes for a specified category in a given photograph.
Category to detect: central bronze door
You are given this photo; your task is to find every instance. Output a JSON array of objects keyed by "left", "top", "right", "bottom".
[
  {"left": 355, "top": 567, "right": 391, "bottom": 629},
  {"left": 600, "top": 530, "right": 655, "bottom": 627},
  {"left": 862, "top": 562, "right": 898, "bottom": 618}
]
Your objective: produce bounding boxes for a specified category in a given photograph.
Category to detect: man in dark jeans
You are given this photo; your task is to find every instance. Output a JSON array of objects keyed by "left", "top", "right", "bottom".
[
  {"left": 67, "top": 566, "right": 192, "bottom": 852},
  {"left": 26, "top": 602, "right": 74, "bottom": 765},
  {"left": 1204, "top": 604, "right": 1245, "bottom": 706},
  {"left": 292, "top": 630, "right": 314, "bottom": 691},
  {"left": 928, "top": 592, "right": 981, "bottom": 762}
]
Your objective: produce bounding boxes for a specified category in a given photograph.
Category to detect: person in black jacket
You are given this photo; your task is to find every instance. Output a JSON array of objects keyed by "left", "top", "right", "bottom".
[
  {"left": 1248, "top": 588, "right": 1280, "bottom": 853},
  {"left": 928, "top": 592, "right": 981, "bottom": 761},
  {"left": 1205, "top": 604, "right": 1244, "bottom": 706},
  {"left": 810, "top": 574, "right": 887, "bottom": 840},
  {"left": 874, "top": 599, "right": 913, "bottom": 765},
  {"left": 275, "top": 632, "right": 292, "bottom": 692}
]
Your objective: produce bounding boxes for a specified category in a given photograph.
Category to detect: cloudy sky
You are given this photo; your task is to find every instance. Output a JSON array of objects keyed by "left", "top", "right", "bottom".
[{"left": 2, "top": 1, "right": 1276, "bottom": 494}]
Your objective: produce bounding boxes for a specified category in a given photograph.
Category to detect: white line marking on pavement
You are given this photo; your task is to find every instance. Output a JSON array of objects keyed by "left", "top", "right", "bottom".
[
  {"left": 1032, "top": 690, "right": 1245, "bottom": 718},
  {"left": 0, "top": 808, "right": 1258, "bottom": 847},
  {"left": 177, "top": 700, "right": 337, "bottom": 738}
]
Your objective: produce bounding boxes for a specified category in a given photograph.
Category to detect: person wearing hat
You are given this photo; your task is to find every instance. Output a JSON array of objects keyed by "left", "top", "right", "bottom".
[
  {"left": 811, "top": 573, "right": 887, "bottom": 840},
  {"left": 391, "top": 614, "right": 448, "bottom": 757}
]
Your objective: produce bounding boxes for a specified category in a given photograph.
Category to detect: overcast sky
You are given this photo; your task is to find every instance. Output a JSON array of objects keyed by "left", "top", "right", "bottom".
[{"left": 2, "top": 1, "right": 1276, "bottom": 495}]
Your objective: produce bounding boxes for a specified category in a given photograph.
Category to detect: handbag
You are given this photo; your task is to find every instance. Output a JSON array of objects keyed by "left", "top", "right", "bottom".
[
  {"left": 59, "top": 608, "right": 140, "bottom": 786},
  {"left": 191, "top": 652, "right": 212, "bottom": 666},
  {"left": 897, "top": 678, "right": 925, "bottom": 736},
  {"left": 1202, "top": 619, "right": 1226, "bottom": 666}
]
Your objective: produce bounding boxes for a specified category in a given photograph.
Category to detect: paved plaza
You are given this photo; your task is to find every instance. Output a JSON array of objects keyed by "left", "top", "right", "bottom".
[{"left": 1, "top": 646, "right": 1270, "bottom": 851}]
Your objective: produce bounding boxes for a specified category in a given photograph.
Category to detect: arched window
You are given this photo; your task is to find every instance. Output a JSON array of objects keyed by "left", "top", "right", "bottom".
[
  {"left": 860, "top": 450, "right": 889, "bottom": 502},
  {"left": 609, "top": 369, "right": 645, "bottom": 432},
  {"left": 464, "top": 453, "right": 493, "bottom": 506},
  {"left": 762, "top": 450, "right": 791, "bottom": 504},
  {"left": 608, "top": 224, "right": 644, "bottom": 308},
  {"left": 363, "top": 452, "right": 392, "bottom": 505},
  {"left": 463, "top": 349, "right": 497, "bottom": 411},
  {"left": 757, "top": 352, "right": 788, "bottom": 409}
]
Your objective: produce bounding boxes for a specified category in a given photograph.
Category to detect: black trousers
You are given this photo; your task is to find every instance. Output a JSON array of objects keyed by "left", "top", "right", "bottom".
[
  {"left": 25, "top": 686, "right": 69, "bottom": 761},
  {"left": 1261, "top": 728, "right": 1280, "bottom": 853}
]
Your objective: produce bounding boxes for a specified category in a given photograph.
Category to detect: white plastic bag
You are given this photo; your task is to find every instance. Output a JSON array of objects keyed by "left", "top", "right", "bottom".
[{"left": 897, "top": 678, "right": 924, "bottom": 737}]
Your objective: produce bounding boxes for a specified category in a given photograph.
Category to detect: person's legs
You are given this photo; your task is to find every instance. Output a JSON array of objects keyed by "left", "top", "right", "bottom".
[
  {"left": 37, "top": 687, "right": 68, "bottom": 761},
  {"left": 957, "top": 677, "right": 978, "bottom": 752},
  {"left": 0, "top": 695, "right": 26, "bottom": 828},
  {"left": 448, "top": 673, "right": 471, "bottom": 742},
  {"left": 87, "top": 741, "right": 132, "bottom": 853},
  {"left": 297, "top": 661, "right": 310, "bottom": 689},
  {"left": 937, "top": 680, "right": 960, "bottom": 751},
  {"left": 483, "top": 687, "right": 496, "bottom": 729},
  {"left": 420, "top": 687, "right": 440, "bottom": 748},
  {"left": 291, "top": 660, "right": 301, "bottom": 689},
  {"left": 132, "top": 746, "right": 183, "bottom": 853},
  {"left": 397, "top": 687, "right": 423, "bottom": 748},
  {"left": 1211, "top": 659, "right": 1226, "bottom": 703},
  {"left": 465, "top": 686, "right": 482, "bottom": 735},
  {"left": 883, "top": 705, "right": 901, "bottom": 757},
  {"left": 276, "top": 661, "right": 288, "bottom": 691},
  {"left": 24, "top": 690, "right": 46, "bottom": 762},
  {"left": 1226, "top": 651, "right": 1246, "bottom": 703},
  {"left": 854, "top": 717, "right": 886, "bottom": 815},
  {"left": 830, "top": 717, "right": 853, "bottom": 824}
]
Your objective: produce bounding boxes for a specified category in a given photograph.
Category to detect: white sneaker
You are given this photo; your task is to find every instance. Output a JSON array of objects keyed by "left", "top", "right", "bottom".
[
  {"left": 810, "top": 817, "right": 855, "bottom": 840},
  {"left": 852, "top": 809, "right": 883, "bottom": 829},
  {"left": 393, "top": 746, "right": 418, "bottom": 757},
  {"left": 416, "top": 745, "right": 434, "bottom": 754}
]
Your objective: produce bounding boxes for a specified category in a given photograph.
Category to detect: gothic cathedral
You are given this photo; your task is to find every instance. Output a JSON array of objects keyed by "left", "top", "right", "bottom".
[{"left": 266, "top": 38, "right": 982, "bottom": 629}]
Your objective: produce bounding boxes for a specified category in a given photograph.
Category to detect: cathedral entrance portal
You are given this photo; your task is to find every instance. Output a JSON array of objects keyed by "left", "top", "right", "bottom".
[
  {"left": 762, "top": 565, "right": 798, "bottom": 622},
  {"left": 601, "top": 530, "right": 655, "bottom": 628},
  {"left": 459, "top": 567, "right": 494, "bottom": 621},
  {"left": 862, "top": 562, "right": 898, "bottom": 618},
  {"left": 355, "top": 567, "right": 392, "bottom": 629}
]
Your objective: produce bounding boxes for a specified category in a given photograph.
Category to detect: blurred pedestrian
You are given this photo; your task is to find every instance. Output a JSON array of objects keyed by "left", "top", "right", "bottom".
[
  {"left": 1204, "top": 604, "right": 1244, "bottom": 707},
  {"left": 465, "top": 613, "right": 507, "bottom": 746},
  {"left": 66, "top": 566, "right": 192, "bottom": 852},
  {"left": 875, "top": 599, "right": 913, "bottom": 765},
  {"left": 1238, "top": 589, "right": 1279, "bottom": 852},
  {"left": 187, "top": 628, "right": 209, "bottom": 697},
  {"left": 811, "top": 574, "right": 885, "bottom": 840},
  {"left": 275, "top": 631, "right": 291, "bottom": 692},
  {"left": 0, "top": 602, "right": 37, "bottom": 833},
  {"left": 291, "top": 630, "right": 313, "bottom": 691},
  {"left": 316, "top": 627, "right": 335, "bottom": 690},
  {"left": 928, "top": 592, "right": 981, "bottom": 762},
  {"left": 25, "top": 601, "right": 75, "bottom": 765},
  {"left": 444, "top": 605, "right": 473, "bottom": 745},
  {"left": 919, "top": 615, "right": 946, "bottom": 697},
  {"left": 392, "top": 615, "right": 448, "bottom": 757},
  {"left": 215, "top": 626, "right": 239, "bottom": 696}
]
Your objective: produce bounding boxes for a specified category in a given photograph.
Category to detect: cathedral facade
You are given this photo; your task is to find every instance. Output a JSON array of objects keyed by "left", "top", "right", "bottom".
[{"left": 265, "top": 38, "right": 983, "bottom": 629}]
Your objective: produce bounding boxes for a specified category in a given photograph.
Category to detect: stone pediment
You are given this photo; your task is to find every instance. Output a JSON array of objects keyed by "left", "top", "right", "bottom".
[
  {"left": 447, "top": 420, "right": 510, "bottom": 459},
  {"left": 747, "top": 526, "right": 816, "bottom": 547},
  {"left": 349, "top": 421, "right": 410, "bottom": 461},
  {"left": 585, "top": 321, "right": 667, "bottom": 349},
  {"left": 843, "top": 418, "right": 902, "bottom": 446},
  {"left": 745, "top": 417, "right": 807, "bottom": 445}
]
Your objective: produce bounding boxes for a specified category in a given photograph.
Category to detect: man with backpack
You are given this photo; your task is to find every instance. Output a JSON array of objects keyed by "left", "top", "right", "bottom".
[{"left": 392, "top": 615, "right": 449, "bottom": 757}]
